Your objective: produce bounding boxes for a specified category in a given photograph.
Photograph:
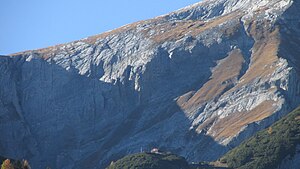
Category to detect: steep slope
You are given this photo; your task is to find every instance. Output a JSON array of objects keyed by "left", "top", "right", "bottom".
[
  {"left": 104, "top": 105, "right": 300, "bottom": 169},
  {"left": 221, "top": 106, "right": 300, "bottom": 169},
  {"left": 0, "top": 0, "right": 300, "bottom": 168}
]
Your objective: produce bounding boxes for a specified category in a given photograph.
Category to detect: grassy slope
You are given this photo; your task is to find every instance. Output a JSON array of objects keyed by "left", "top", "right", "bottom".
[{"left": 220, "top": 107, "right": 300, "bottom": 169}]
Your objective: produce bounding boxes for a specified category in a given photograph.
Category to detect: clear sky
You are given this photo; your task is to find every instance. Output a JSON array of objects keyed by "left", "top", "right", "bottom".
[{"left": 0, "top": 0, "right": 201, "bottom": 55}]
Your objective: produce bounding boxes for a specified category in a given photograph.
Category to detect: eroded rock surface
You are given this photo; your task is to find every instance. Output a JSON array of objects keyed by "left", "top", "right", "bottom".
[{"left": 1, "top": 0, "right": 300, "bottom": 168}]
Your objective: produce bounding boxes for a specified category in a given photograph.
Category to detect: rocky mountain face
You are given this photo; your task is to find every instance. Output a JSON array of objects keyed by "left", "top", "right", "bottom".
[{"left": 0, "top": 0, "right": 300, "bottom": 168}]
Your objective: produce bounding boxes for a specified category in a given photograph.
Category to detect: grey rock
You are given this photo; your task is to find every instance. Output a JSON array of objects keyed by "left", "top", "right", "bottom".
[{"left": 0, "top": 0, "right": 300, "bottom": 168}]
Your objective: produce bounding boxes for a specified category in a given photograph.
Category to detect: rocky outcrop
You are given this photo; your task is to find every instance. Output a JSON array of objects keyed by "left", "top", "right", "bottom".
[{"left": 1, "top": 0, "right": 300, "bottom": 168}]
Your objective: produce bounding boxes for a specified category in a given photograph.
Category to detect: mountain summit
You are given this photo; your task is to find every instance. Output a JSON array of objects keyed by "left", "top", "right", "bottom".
[{"left": 1, "top": 0, "right": 300, "bottom": 168}]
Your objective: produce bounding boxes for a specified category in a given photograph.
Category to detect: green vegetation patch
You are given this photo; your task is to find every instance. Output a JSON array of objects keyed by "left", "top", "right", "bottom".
[
  {"left": 0, "top": 157, "right": 31, "bottom": 169},
  {"left": 221, "top": 107, "right": 300, "bottom": 169},
  {"left": 106, "top": 152, "right": 189, "bottom": 169}
]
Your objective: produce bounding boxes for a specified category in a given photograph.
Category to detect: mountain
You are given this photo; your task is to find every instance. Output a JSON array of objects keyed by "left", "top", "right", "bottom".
[{"left": 0, "top": 0, "right": 300, "bottom": 168}]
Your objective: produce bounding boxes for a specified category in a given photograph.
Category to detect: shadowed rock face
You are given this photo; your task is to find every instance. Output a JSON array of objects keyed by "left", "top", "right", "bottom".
[{"left": 1, "top": 0, "right": 300, "bottom": 168}]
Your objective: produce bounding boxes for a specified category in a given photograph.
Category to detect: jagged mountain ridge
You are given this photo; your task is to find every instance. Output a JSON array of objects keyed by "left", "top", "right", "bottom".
[{"left": 0, "top": 0, "right": 300, "bottom": 168}]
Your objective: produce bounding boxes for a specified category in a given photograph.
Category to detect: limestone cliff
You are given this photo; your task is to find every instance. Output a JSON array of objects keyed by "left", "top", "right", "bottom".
[{"left": 0, "top": 0, "right": 300, "bottom": 168}]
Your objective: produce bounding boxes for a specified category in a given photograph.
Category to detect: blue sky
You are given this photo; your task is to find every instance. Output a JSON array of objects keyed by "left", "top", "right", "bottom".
[{"left": 0, "top": 0, "right": 200, "bottom": 55}]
